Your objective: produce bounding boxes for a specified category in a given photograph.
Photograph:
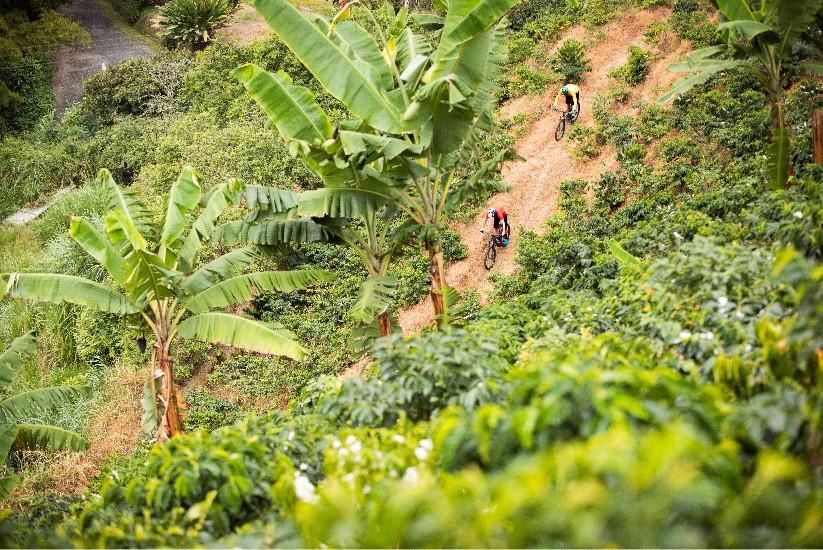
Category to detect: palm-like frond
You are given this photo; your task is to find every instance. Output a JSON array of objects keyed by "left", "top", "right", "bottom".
[
  {"left": 0, "top": 386, "right": 89, "bottom": 423},
  {"left": 184, "top": 270, "right": 335, "bottom": 313},
  {"left": 99, "top": 169, "right": 152, "bottom": 242},
  {"left": 243, "top": 184, "right": 300, "bottom": 221},
  {"left": 0, "top": 332, "right": 35, "bottom": 390},
  {"left": 1, "top": 273, "right": 141, "bottom": 314},
  {"left": 350, "top": 276, "right": 398, "bottom": 324},
  {"left": 178, "top": 312, "right": 307, "bottom": 360},
  {"left": 0, "top": 423, "right": 17, "bottom": 462},
  {"left": 69, "top": 217, "right": 126, "bottom": 284},
  {"left": 160, "top": 166, "right": 202, "bottom": 257},
  {"left": 182, "top": 247, "right": 261, "bottom": 295},
  {"left": 214, "top": 219, "right": 334, "bottom": 245},
  {"left": 177, "top": 180, "right": 243, "bottom": 272},
  {"left": 14, "top": 424, "right": 88, "bottom": 452}
]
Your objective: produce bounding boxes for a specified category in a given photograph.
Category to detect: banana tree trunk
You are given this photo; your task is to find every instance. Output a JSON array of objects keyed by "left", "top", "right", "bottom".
[
  {"left": 427, "top": 247, "right": 447, "bottom": 323},
  {"left": 769, "top": 95, "right": 792, "bottom": 188},
  {"left": 378, "top": 309, "right": 392, "bottom": 337},
  {"left": 157, "top": 341, "right": 182, "bottom": 439},
  {"left": 813, "top": 108, "right": 823, "bottom": 164}
]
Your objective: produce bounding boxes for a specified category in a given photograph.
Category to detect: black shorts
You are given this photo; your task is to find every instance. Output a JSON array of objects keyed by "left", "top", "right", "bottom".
[
  {"left": 565, "top": 92, "right": 580, "bottom": 111},
  {"left": 493, "top": 214, "right": 509, "bottom": 231}
]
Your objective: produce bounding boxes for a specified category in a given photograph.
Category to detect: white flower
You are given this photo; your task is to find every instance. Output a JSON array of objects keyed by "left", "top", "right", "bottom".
[
  {"left": 362, "top": 485, "right": 371, "bottom": 495},
  {"left": 678, "top": 330, "right": 692, "bottom": 340},
  {"left": 717, "top": 296, "right": 728, "bottom": 307},
  {"left": 339, "top": 448, "right": 349, "bottom": 456},
  {"left": 419, "top": 439, "right": 434, "bottom": 451},
  {"left": 414, "top": 447, "right": 428, "bottom": 460},
  {"left": 702, "top": 331, "right": 714, "bottom": 341},
  {"left": 745, "top": 344, "right": 753, "bottom": 352},
  {"left": 345, "top": 435, "right": 358, "bottom": 446},
  {"left": 673, "top": 231, "right": 684, "bottom": 240},
  {"left": 332, "top": 439, "right": 341, "bottom": 449},
  {"left": 343, "top": 473, "right": 355, "bottom": 485},
  {"left": 402, "top": 467, "right": 419, "bottom": 484},
  {"left": 111, "top": 470, "right": 120, "bottom": 481},
  {"left": 391, "top": 434, "right": 405, "bottom": 444},
  {"left": 735, "top": 310, "right": 745, "bottom": 320},
  {"left": 287, "top": 431, "right": 295, "bottom": 441},
  {"left": 350, "top": 440, "right": 362, "bottom": 454},
  {"left": 299, "top": 463, "right": 309, "bottom": 471},
  {"left": 793, "top": 211, "right": 804, "bottom": 219},
  {"left": 317, "top": 382, "right": 324, "bottom": 389},
  {"left": 375, "top": 450, "right": 384, "bottom": 459},
  {"left": 294, "top": 474, "right": 319, "bottom": 504}
]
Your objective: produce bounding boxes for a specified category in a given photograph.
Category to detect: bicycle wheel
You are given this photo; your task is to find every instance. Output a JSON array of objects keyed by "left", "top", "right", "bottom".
[
  {"left": 484, "top": 241, "right": 496, "bottom": 270},
  {"left": 555, "top": 116, "right": 565, "bottom": 141}
]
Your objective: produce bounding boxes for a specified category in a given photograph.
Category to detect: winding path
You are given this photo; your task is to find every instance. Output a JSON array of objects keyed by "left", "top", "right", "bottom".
[
  {"left": 53, "top": 0, "right": 154, "bottom": 114},
  {"left": 399, "top": 6, "right": 684, "bottom": 333}
]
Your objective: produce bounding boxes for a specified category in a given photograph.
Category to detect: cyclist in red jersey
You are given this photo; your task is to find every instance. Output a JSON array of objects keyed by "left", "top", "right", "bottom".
[{"left": 480, "top": 207, "right": 510, "bottom": 245}]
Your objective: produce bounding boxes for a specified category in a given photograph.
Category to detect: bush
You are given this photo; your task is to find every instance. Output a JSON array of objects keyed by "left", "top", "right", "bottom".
[
  {"left": 614, "top": 46, "right": 650, "bottom": 85},
  {"left": 183, "top": 387, "right": 243, "bottom": 431},
  {"left": 551, "top": 39, "right": 592, "bottom": 83},
  {"left": 159, "top": 0, "right": 240, "bottom": 50},
  {"left": 110, "top": 0, "right": 152, "bottom": 23}
]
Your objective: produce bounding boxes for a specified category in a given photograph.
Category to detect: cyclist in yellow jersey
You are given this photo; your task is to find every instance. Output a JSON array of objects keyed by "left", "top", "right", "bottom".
[{"left": 552, "top": 84, "right": 581, "bottom": 122}]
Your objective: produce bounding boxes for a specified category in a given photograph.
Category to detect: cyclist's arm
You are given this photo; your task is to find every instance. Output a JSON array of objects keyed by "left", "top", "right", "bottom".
[
  {"left": 552, "top": 91, "right": 562, "bottom": 110},
  {"left": 480, "top": 217, "right": 488, "bottom": 232}
]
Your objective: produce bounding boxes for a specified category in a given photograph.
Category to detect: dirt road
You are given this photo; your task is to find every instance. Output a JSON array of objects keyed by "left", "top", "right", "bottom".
[
  {"left": 399, "top": 6, "right": 679, "bottom": 333},
  {"left": 53, "top": 0, "right": 154, "bottom": 114}
]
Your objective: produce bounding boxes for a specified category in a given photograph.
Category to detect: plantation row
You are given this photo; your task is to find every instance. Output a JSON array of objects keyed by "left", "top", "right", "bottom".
[{"left": 1, "top": 0, "right": 823, "bottom": 546}]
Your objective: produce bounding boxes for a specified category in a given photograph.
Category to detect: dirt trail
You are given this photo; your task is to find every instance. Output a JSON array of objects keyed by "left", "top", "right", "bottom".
[
  {"left": 399, "top": 6, "right": 674, "bottom": 333},
  {"left": 52, "top": 0, "right": 154, "bottom": 115}
]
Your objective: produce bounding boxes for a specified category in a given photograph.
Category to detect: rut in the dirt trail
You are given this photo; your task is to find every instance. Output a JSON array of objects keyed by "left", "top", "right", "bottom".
[
  {"left": 53, "top": 0, "right": 154, "bottom": 114},
  {"left": 399, "top": 5, "right": 684, "bottom": 333}
]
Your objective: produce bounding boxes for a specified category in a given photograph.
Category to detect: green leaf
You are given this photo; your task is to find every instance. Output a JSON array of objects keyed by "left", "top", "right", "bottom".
[
  {"left": 160, "top": 166, "right": 202, "bottom": 255},
  {"left": 0, "top": 332, "right": 35, "bottom": 391},
  {"left": 350, "top": 276, "right": 398, "bottom": 324},
  {"left": 0, "top": 423, "right": 17, "bottom": 462},
  {"left": 183, "top": 247, "right": 261, "bottom": 296},
  {"left": 248, "top": 0, "right": 407, "bottom": 133},
  {"left": 178, "top": 312, "right": 307, "bottom": 360},
  {"left": 69, "top": 217, "right": 126, "bottom": 284},
  {"left": 105, "top": 209, "right": 148, "bottom": 251},
  {"left": 319, "top": 18, "right": 394, "bottom": 89},
  {"left": 0, "top": 474, "right": 20, "bottom": 499},
  {"left": 99, "top": 169, "right": 151, "bottom": 243},
  {"left": 657, "top": 60, "right": 743, "bottom": 103},
  {"left": 177, "top": 180, "right": 242, "bottom": 273},
  {"left": 243, "top": 184, "right": 300, "bottom": 221},
  {"left": 122, "top": 250, "right": 175, "bottom": 303},
  {"left": 141, "top": 371, "right": 164, "bottom": 436},
  {"left": 184, "top": 270, "right": 335, "bottom": 313},
  {"left": 608, "top": 239, "right": 642, "bottom": 267},
  {"left": 444, "top": 147, "right": 515, "bottom": 212},
  {"left": 800, "top": 60, "right": 823, "bottom": 75},
  {"left": 1, "top": 273, "right": 141, "bottom": 314},
  {"left": 14, "top": 424, "right": 88, "bottom": 452},
  {"left": 234, "top": 65, "right": 332, "bottom": 144},
  {"left": 718, "top": 19, "right": 775, "bottom": 40},
  {"left": 298, "top": 185, "right": 392, "bottom": 219},
  {"left": 214, "top": 219, "right": 334, "bottom": 245},
  {"left": 427, "top": 0, "right": 519, "bottom": 82},
  {"left": 766, "top": 127, "right": 790, "bottom": 190},
  {"left": 0, "top": 386, "right": 89, "bottom": 423},
  {"left": 395, "top": 28, "right": 433, "bottom": 72},
  {"left": 766, "top": 0, "right": 823, "bottom": 57},
  {"left": 713, "top": 0, "right": 757, "bottom": 22}
]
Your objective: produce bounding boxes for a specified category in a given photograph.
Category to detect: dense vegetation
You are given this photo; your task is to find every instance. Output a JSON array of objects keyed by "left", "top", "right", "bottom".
[{"left": 0, "top": 0, "right": 822, "bottom": 546}]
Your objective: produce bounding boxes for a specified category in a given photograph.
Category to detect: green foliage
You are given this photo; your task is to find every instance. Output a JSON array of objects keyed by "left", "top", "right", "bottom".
[
  {"left": 159, "top": 0, "right": 241, "bottom": 50},
  {"left": 612, "top": 46, "right": 650, "bottom": 85},
  {"left": 551, "top": 39, "right": 592, "bottom": 83},
  {"left": 110, "top": 0, "right": 153, "bottom": 23},
  {"left": 183, "top": 387, "right": 242, "bottom": 431}
]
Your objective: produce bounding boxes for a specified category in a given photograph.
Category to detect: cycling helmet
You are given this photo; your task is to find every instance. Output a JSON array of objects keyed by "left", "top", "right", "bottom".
[
  {"left": 561, "top": 85, "right": 569, "bottom": 94},
  {"left": 487, "top": 207, "right": 496, "bottom": 217}
]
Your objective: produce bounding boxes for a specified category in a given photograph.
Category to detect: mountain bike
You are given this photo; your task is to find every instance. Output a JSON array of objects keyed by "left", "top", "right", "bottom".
[
  {"left": 554, "top": 108, "right": 578, "bottom": 141},
  {"left": 481, "top": 228, "right": 506, "bottom": 270}
]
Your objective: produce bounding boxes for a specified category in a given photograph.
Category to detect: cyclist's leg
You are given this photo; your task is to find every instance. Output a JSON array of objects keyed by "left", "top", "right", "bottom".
[
  {"left": 575, "top": 92, "right": 581, "bottom": 119},
  {"left": 503, "top": 215, "right": 510, "bottom": 238},
  {"left": 565, "top": 95, "right": 574, "bottom": 119}
]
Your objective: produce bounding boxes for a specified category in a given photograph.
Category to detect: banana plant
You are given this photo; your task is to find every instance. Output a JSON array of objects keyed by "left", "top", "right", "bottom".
[
  {"left": 0, "top": 332, "right": 88, "bottom": 498},
  {"left": 659, "top": 0, "right": 823, "bottom": 189},
  {"left": 231, "top": 0, "right": 518, "bottom": 326},
  {"left": 1, "top": 168, "right": 334, "bottom": 440}
]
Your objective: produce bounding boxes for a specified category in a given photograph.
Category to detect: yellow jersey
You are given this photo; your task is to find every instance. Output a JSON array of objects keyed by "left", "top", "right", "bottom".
[{"left": 553, "top": 84, "right": 580, "bottom": 111}]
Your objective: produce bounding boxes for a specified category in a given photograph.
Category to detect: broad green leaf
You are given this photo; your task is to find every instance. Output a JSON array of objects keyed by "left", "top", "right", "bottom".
[
  {"left": 178, "top": 312, "right": 307, "bottom": 360},
  {"left": 69, "top": 217, "right": 126, "bottom": 284},
  {"left": 800, "top": 60, "right": 823, "bottom": 75},
  {"left": 14, "top": 424, "right": 88, "bottom": 452},
  {"left": 183, "top": 247, "right": 261, "bottom": 296},
  {"left": 178, "top": 180, "right": 243, "bottom": 272},
  {"left": 350, "top": 276, "right": 398, "bottom": 324},
  {"left": 248, "top": 0, "right": 407, "bottom": 133},
  {"left": 0, "top": 474, "right": 20, "bottom": 499},
  {"left": 395, "top": 28, "right": 433, "bottom": 72},
  {"left": 0, "top": 386, "right": 89, "bottom": 423},
  {"left": 657, "top": 61, "right": 743, "bottom": 103},
  {"left": 298, "top": 186, "right": 392, "bottom": 219},
  {"left": 160, "top": 166, "right": 202, "bottom": 255},
  {"left": 0, "top": 332, "right": 35, "bottom": 390},
  {"left": 608, "top": 239, "right": 643, "bottom": 267},
  {"left": 0, "top": 423, "right": 17, "bottom": 462},
  {"left": 427, "top": 0, "right": 519, "bottom": 82},
  {"left": 234, "top": 65, "right": 332, "bottom": 144},
  {"left": 243, "top": 184, "right": 300, "bottom": 221},
  {"left": 766, "top": 0, "right": 823, "bottom": 56},
  {"left": 766, "top": 127, "right": 790, "bottom": 190},
  {"left": 1, "top": 273, "right": 141, "bottom": 314},
  {"left": 338, "top": 131, "right": 424, "bottom": 160},
  {"left": 141, "top": 371, "right": 164, "bottom": 436},
  {"left": 444, "top": 148, "right": 515, "bottom": 212},
  {"left": 106, "top": 209, "right": 148, "bottom": 251},
  {"left": 214, "top": 219, "right": 334, "bottom": 245},
  {"left": 667, "top": 46, "right": 727, "bottom": 72},
  {"left": 718, "top": 19, "right": 775, "bottom": 40},
  {"left": 184, "top": 270, "right": 335, "bottom": 313},
  {"left": 318, "top": 18, "right": 394, "bottom": 89},
  {"left": 99, "top": 169, "right": 151, "bottom": 241},
  {"left": 714, "top": 0, "right": 757, "bottom": 21},
  {"left": 122, "top": 250, "right": 175, "bottom": 303}
]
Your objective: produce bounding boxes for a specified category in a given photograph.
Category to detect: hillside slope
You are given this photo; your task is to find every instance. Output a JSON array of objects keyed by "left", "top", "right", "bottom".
[{"left": 400, "top": 5, "right": 687, "bottom": 332}]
